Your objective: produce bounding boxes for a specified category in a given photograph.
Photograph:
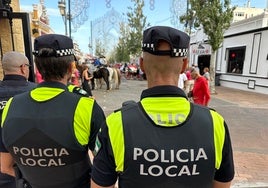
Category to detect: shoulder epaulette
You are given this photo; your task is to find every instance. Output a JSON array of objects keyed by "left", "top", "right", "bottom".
[
  {"left": 73, "top": 87, "right": 89, "bottom": 97},
  {"left": 68, "top": 85, "right": 89, "bottom": 97}
]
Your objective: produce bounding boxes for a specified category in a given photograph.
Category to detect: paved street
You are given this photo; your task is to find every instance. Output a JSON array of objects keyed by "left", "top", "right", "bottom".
[
  {"left": 92, "top": 78, "right": 268, "bottom": 188},
  {"left": 210, "top": 87, "right": 268, "bottom": 188}
]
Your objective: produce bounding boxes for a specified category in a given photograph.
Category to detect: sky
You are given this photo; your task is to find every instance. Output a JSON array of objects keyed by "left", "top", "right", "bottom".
[{"left": 20, "top": 0, "right": 267, "bottom": 54}]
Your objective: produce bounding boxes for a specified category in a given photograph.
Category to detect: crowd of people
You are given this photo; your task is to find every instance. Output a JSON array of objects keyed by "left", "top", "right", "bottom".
[
  {"left": 178, "top": 64, "right": 211, "bottom": 106},
  {"left": 119, "top": 62, "right": 145, "bottom": 80},
  {"left": 0, "top": 26, "right": 234, "bottom": 188}
]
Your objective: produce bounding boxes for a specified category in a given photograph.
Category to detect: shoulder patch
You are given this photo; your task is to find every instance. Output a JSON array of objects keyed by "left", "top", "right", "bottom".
[
  {"left": 73, "top": 87, "right": 89, "bottom": 97},
  {"left": 93, "top": 135, "right": 102, "bottom": 156}
]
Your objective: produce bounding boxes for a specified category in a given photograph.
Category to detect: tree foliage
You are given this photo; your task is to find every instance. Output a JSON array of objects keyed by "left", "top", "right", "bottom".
[
  {"left": 115, "top": 22, "right": 130, "bottom": 62},
  {"left": 180, "top": 0, "right": 235, "bottom": 93},
  {"left": 114, "top": 0, "right": 149, "bottom": 62},
  {"left": 95, "top": 39, "right": 106, "bottom": 57},
  {"left": 126, "top": 0, "right": 150, "bottom": 57},
  {"left": 180, "top": 8, "right": 199, "bottom": 35},
  {"left": 190, "top": 0, "right": 235, "bottom": 51}
]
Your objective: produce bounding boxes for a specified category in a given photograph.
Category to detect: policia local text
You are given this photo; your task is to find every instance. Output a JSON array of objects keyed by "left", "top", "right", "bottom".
[
  {"left": 13, "top": 147, "right": 69, "bottom": 167},
  {"left": 133, "top": 147, "right": 208, "bottom": 177}
]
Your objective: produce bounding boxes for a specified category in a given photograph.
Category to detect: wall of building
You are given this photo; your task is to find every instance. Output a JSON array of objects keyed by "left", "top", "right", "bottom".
[
  {"left": 0, "top": 0, "right": 24, "bottom": 79},
  {"left": 233, "top": 7, "right": 264, "bottom": 22},
  {"left": 217, "top": 28, "right": 268, "bottom": 94},
  {"left": 190, "top": 10, "right": 268, "bottom": 94}
]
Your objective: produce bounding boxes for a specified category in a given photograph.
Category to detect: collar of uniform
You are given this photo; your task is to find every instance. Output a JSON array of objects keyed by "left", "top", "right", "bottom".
[
  {"left": 3, "top": 74, "right": 27, "bottom": 81},
  {"left": 37, "top": 81, "right": 68, "bottom": 91},
  {"left": 31, "top": 81, "right": 68, "bottom": 102},
  {"left": 140, "top": 85, "right": 187, "bottom": 100}
]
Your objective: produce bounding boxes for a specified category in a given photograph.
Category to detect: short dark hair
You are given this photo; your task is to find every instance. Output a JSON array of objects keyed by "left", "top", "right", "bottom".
[{"left": 35, "top": 48, "right": 74, "bottom": 81}]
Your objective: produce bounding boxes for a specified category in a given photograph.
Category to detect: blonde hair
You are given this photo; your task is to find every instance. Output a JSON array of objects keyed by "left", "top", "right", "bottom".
[{"left": 71, "top": 61, "right": 77, "bottom": 69}]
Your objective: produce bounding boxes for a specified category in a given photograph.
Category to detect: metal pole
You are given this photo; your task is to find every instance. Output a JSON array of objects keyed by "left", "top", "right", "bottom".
[
  {"left": 11, "top": 12, "right": 35, "bottom": 82},
  {"left": 90, "top": 21, "right": 93, "bottom": 52},
  {"left": 63, "top": 0, "right": 68, "bottom": 36},
  {"left": 0, "top": 37, "right": 3, "bottom": 59},
  {"left": 64, "top": 9, "right": 68, "bottom": 35},
  {"left": 68, "top": 0, "right": 71, "bottom": 38},
  {"left": 8, "top": 9, "right": 15, "bottom": 51},
  {"left": 186, "top": 0, "right": 189, "bottom": 29}
]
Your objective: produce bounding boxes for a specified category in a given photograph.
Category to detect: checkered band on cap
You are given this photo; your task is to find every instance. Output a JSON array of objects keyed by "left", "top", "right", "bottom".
[
  {"left": 143, "top": 43, "right": 155, "bottom": 51},
  {"left": 142, "top": 43, "right": 188, "bottom": 57},
  {"left": 173, "top": 48, "right": 188, "bottom": 57},
  {"left": 56, "top": 48, "right": 75, "bottom": 57},
  {"left": 33, "top": 48, "right": 75, "bottom": 57}
]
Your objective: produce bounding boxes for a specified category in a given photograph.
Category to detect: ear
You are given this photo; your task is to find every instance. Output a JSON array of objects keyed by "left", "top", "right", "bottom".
[
  {"left": 139, "top": 57, "right": 145, "bottom": 72},
  {"left": 180, "top": 58, "right": 188, "bottom": 73},
  {"left": 20, "top": 64, "right": 26, "bottom": 75}
]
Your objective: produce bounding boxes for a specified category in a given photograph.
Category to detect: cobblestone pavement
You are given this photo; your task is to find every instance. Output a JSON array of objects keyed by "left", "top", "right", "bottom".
[
  {"left": 92, "top": 78, "right": 268, "bottom": 188},
  {"left": 210, "top": 87, "right": 268, "bottom": 188}
]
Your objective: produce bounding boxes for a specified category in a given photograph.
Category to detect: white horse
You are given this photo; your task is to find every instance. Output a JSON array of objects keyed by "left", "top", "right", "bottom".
[
  {"left": 106, "top": 67, "right": 121, "bottom": 90},
  {"left": 92, "top": 67, "right": 121, "bottom": 90}
]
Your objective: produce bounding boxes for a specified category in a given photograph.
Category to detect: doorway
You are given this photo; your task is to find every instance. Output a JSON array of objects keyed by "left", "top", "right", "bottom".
[{"left": 197, "top": 55, "right": 211, "bottom": 75}]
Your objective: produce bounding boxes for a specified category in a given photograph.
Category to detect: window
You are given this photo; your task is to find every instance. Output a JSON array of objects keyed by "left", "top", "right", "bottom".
[
  {"left": 227, "top": 47, "right": 246, "bottom": 74},
  {"left": 235, "top": 12, "right": 245, "bottom": 17}
]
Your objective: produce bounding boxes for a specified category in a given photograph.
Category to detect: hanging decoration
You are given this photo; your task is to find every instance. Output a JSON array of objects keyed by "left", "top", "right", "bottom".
[
  {"left": 106, "top": 0, "right": 111, "bottom": 8},
  {"left": 149, "top": 0, "right": 155, "bottom": 10},
  {"left": 70, "top": 0, "right": 90, "bottom": 33}
]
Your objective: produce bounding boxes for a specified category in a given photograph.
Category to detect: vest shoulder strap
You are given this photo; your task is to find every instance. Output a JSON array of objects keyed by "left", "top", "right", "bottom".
[
  {"left": 122, "top": 100, "right": 137, "bottom": 107},
  {"left": 114, "top": 100, "right": 139, "bottom": 113}
]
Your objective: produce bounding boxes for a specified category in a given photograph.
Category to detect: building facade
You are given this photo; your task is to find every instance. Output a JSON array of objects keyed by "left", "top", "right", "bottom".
[
  {"left": 190, "top": 9, "right": 268, "bottom": 95},
  {"left": 232, "top": 1, "right": 264, "bottom": 23},
  {"left": 1, "top": 0, "right": 83, "bottom": 81},
  {"left": 0, "top": 0, "right": 24, "bottom": 79}
]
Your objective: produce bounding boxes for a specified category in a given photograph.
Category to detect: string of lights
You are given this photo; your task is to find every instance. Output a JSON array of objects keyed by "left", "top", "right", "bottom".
[{"left": 58, "top": 0, "right": 90, "bottom": 37}]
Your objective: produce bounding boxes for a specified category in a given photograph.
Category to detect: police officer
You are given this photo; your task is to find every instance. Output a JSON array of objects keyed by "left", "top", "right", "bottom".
[
  {"left": 0, "top": 51, "right": 36, "bottom": 188},
  {"left": 91, "top": 26, "right": 234, "bottom": 188},
  {"left": 1, "top": 34, "right": 105, "bottom": 188}
]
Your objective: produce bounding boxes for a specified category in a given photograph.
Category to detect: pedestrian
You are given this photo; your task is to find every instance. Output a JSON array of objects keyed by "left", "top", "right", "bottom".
[
  {"left": 81, "top": 64, "right": 93, "bottom": 96},
  {"left": 192, "top": 63, "right": 200, "bottom": 73},
  {"left": 191, "top": 67, "right": 211, "bottom": 106},
  {"left": 1, "top": 34, "right": 105, "bottom": 188},
  {"left": 203, "top": 67, "right": 210, "bottom": 81},
  {"left": 70, "top": 61, "right": 81, "bottom": 87},
  {"left": 203, "top": 67, "right": 211, "bottom": 89},
  {"left": 185, "top": 65, "right": 194, "bottom": 96},
  {"left": 0, "top": 51, "right": 37, "bottom": 188},
  {"left": 178, "top": 71, "right": 187, "bottom": 91},
  {"left": 91, "top": 26, "right": 234, "bottom": 188}
]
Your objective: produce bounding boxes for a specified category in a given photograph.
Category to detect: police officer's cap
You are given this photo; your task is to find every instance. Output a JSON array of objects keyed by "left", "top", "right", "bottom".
[
  {"left": 142, "top": 26, "right": 190, "bottom": 57},
  {"left": 33, "top": 34, "right": 74, "bottom": 57}
]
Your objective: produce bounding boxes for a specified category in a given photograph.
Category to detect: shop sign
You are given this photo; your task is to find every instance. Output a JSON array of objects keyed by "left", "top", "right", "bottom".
[{"left": 192, "top": 44, "right": 211, "bottom": 55}]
